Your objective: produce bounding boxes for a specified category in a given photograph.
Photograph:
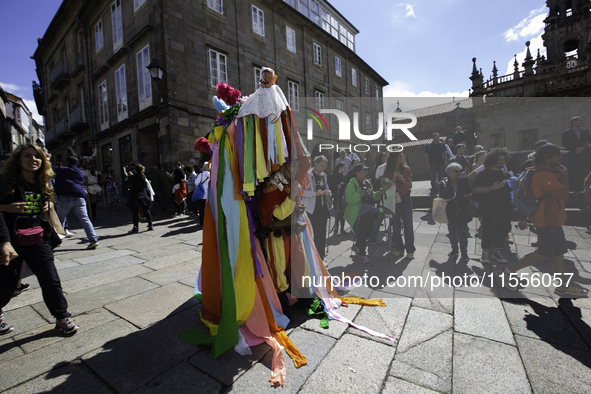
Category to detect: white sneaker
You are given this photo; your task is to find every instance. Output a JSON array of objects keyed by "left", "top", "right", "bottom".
[
  {"left": 491, "top": 248, "right": 508, "bottom": 263},
  {"left": 65, "top": 230, "right": 74, "bottom": 238},
  {"left": 481, "top": 250, "right": 491, "bottom": 264}
]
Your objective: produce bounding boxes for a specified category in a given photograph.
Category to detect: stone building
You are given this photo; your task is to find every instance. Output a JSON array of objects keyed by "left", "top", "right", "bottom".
[
  {"left": 1, "top": 90, "right": 44, "bottom": 155},
  {"left": 32, "top": 0, "right": 387, "bottom": 175},
  {"left": 470, "top": 0, "right": 591, "bottom": 98}
]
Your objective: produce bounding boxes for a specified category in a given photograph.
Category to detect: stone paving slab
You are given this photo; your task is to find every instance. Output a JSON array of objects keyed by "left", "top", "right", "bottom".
[
  {"left": 515, "top": 334, "right": 591, "bottom": 394},
  {"left": 62, "top": 264, "right": 153, "bottom": 294},
  {"left": 32, "top": 277, "right": 160, "bottom": 320},
  {"left": 382, "top": 376, "right": 440, "bottom": 393},
  {"left": 1, "top": 305, "right": 49, "bottom": 340},
  {"left": 454, "top": 292, "right": 515, "bottom": 345},
  {"left": 81, "top": 307, "right": 203, "bottom": 394},
  {"left": 227, "top": 327, "right": 337, "bottom": 394},
  {"left": 299, "top": 333, "right": 396, "bottom": 394},
  {"left": 139, "top": 259, "right": 200, "bottom": 286},
  {"left": 300, "top": 303, "right": 362, "bottom": 339},
  {"left": 0, "top": 319, "right": 138, "bottom": 392},
  {"left": 105, "top": 282, "right": 198, "bottom": 329},
  {"left": 141, "top": 249, "right": 201, "bottom": 270},
  {"left": 390, "top": 307, "right": 453, "bottom": 393},
  {"left": 502, "top": 297, "right": 590, "bottom": 351},
  {"left": 3, "top": 361, "right": 117, "bottom": 394},
  {"left": 453, "top": 332, "right": 531, "bottom": 394},
  {"left": 134, "top": 361, "right": 223, "bottom": 394},
  {"left": 70, "top": 249, "right": 137, "bottom": 265},
  {"left": 13, "top": 308, "right": 121, "bottom": 355},
  {"left": 3, "top": 288, "right": 44, "bottom": 313},
  {"left": 110, "top": 237, "right": 182, "bottom": 252},
  {"left": 188, "top": 339, "right": 272, "bottom": 386},
  {"left": 349, "top": 292, "right": 412, "bottom": 346},
  {"left": 0, "top": 337, "right": 24, "bottom": 363},
  {"left": 58, "top": 255, "right": 147, "bottom": 282}
]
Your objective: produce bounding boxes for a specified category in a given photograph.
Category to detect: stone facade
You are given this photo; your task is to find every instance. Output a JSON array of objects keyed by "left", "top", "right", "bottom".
[{"left": 33, "top": 0, "right": 387, "bottom": 180}]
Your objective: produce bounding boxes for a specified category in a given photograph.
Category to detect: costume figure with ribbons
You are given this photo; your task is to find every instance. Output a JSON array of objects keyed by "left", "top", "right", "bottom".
[{"left": 180, "top": 73, "right": 395, "bottom": 386}]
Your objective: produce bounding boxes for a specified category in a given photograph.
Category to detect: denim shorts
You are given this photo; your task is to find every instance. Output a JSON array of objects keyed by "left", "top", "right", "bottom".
[{"left": 535, "top": 227, "right": 568, "bottom": 258}]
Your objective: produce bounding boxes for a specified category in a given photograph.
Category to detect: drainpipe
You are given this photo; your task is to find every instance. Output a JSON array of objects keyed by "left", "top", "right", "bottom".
[{"left": 75, "top": 2, "right": 96, "bottom": 157}]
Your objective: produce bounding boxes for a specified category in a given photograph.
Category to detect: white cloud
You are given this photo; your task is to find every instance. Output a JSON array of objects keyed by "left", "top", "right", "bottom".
[
  {"left": 504, "top": 8, "right": 546, "bottom": 42},
  {"left": 383, "top": 82, "right": 469, "bottom": 111},
  {"left": 397, "top": 3, "right": 417, "bottom": 18},
  {"left": 0, "top": 82, "right": 28, "bottom": 92},
  {"left": 22, "top": 99, "right": 44, "bottom": 125},
  {"left": 504, "top": 34, "right": 546, "bottom": 76}
]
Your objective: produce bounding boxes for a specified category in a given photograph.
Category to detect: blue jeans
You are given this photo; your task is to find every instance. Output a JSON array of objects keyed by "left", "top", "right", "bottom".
[
  {"left": 448, "top": 221, "right": 468, "bottom": 254},
  {"left": 393, "top": 193, "right": 415, "bottom": 253},
  {"left": 430, "top": 163, "right": 445, "bottom": 192},
  {"left": 56, "top": 197, "right": 98, "bottom": 243}
]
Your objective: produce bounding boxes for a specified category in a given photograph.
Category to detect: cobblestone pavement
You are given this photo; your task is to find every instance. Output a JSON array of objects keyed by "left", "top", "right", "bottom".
[{"left": 1, "top": 197, "right": 590, "bottom": 393}]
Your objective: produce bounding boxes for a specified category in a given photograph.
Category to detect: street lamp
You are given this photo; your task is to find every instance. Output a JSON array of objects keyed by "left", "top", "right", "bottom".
[{"left": 147, "top": 59, "right": 164, "bottom": 80}]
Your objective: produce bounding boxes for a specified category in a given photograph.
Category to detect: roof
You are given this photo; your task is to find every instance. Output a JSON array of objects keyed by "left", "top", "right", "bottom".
[
  {"left": 408, "top": 98, "right": 473, "bottom": 118},
  {"left": 4, "top": 92, "right": 29, "bottom": 112}
]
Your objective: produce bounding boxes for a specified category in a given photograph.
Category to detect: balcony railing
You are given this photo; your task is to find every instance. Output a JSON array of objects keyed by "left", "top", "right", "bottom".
[
  {"left": 69, "top": 105, "right": 88, "bottom": 131},
  {"left": 55, "top": 118, "right": 67, "bottom": 136},
  {"left": 45, "top": 127, "right": 56, "bottom": 144},
  {"left": 49, "top": 60, "right": 70, "bottom": 88}
]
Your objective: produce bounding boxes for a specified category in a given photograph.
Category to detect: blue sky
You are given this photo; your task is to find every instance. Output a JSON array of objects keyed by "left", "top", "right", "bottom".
[{"left": 0, "top": 0, "right": 546, "bottom": 123}]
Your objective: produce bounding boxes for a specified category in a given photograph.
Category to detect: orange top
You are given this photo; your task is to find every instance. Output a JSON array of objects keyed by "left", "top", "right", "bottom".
[{"left": 530, "top": 165, "right": 569, "bottom": 228}]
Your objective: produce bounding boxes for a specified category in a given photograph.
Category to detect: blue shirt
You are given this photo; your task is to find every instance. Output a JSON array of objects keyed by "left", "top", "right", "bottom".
[{"left": 52, "top": 165, "right": 87, "bottom": 198}]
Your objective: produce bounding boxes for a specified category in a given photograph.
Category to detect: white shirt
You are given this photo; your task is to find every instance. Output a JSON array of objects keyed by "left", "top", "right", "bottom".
[{"left": 375, "top": 163, "right": 387, "bottom": 179}]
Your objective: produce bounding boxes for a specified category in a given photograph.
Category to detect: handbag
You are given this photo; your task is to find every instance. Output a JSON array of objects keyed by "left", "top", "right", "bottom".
[
  {"left": 193, "top": 175, "right": 209, "bottom": 202},
  {"left": 432, "top": 197, "right": 448, "bottom": 224},
  {"left": 14, "top": 226, "right": 44, "bottom": 246}
]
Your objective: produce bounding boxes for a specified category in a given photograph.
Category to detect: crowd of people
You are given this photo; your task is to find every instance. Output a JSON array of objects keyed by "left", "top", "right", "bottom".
[
  {"left": 1, "top": 116, "right": 590, "bottom": 336},
  {"left": 305, "top": 119, "right": 590, "bottom": 297}
]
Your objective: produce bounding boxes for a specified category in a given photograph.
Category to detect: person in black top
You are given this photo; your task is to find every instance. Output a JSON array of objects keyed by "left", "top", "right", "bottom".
[
  {"left": 452, "top": 126, "right": 467, "bottom": 148},
  {"left": 472, "top": 148, "right": 512, "bottom": 264},
  {"left": 167, "top": 162, "right": 187, "bottom": 216},
  {"left": 439, "top": 163, "right": 473, "bottom": 260},
  {"left": 520, "top": 140, "right": 548, "bottom": 174},
  {"left": 450, "top": 144, "right": 471, "bottom": 173},
  {"left": 302, "top": 156, "right": 331, "bottom": 260},
  {"left": 561, "top": 116, "right": 590, "bottom": 191},
  {"left": 0, "top": 209, "right": 18, "bottom": 334},
  {"left": 425, "top": 132, "right": 448, "bottom": 196},
  {"left": 125, "top": 164, "right": 153, "bottom": 233},
  {"left": 0, "top": 144, "right": 78, "bottom": 335},
  {"left": 329, "top": 162, "right": 347, "bottom": 234}
]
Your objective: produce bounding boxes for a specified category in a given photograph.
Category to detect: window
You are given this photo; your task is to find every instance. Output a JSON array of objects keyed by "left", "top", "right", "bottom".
[
  {"left": 352, "top": 106, "right": 358, "bottom": 114},
  {"left": 134, "top": 0, "right": 146, "bottom": 11},
  {"left": 519, "top": 129, "right": 538, "bottom": 151},
  {"left": 284, "top": 0, "right": 296, "bottom": 7},
  {"left": 98, "top": 80, "right": 109, "bottom": 131},
  {"left": 313, "top": 43, "right": 322, "bottom": 66},
  {"left": 254, "top": 67, "right": 261, "bottom": 86},
  {"left": 336, "top": 99, "right": 343, "bottom": 111},
  {"left": 491, "top": 133, "right": 502, "bottom": 149},
  {"left": 365, "top": 113, "right": 371, "bottom": 133},
  {"left": 330, "top": 16, "right": 339, "bottom": 39},
  {"left": 288, "top": 81, "right": 299, "bottom": 111},
  {"left": 207, "top": 0, "right": 223, "bottom": 13},
  {"left": 136, "top": 45, "right": 152, "bottom": 110},
  {"left": 375, "top": 85, "right": 379, "bottom": 100},
  {"left": 309, "top": 0, "right": 320, "bottom": 24},
  {"left": 209, "top": 49, "right": 227, "bottom": 87},
  {"left": 365, "top": 78, "right": 369, "bottom": 94},
  {"left": 315, "top": 91, "right": 324, "bottom": 112},
  {"left": 299, "top": 0, "right": 309, "bottom": 18},
  {"left": 115, "top": 64, "right": 127, "bottom": 121},
  {"left": 352, "top": 68, "right": 357, "bottom": 87},
  {"left": 111, "top": 0, "right": 123, "bottom": 52},
  {"left": 95, "top": 20, "right": 103, "bottom": 52},
  {"left": 321, "top": 8, "right": 330, "bottom": 32},
  {"left": 286, "top": 26, "right": 296, "bottom": 53},
  {"left": 335, "top": 56, "right": 342, "bottom": 77},
  {"left": 252, "top": 6, "right": 265, "bottom": 36}
]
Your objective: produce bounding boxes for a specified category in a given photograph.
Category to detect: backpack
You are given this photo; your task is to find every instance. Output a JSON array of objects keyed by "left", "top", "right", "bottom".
[{"left": 512, "top": 168, "right": 552, "bottom": 217}]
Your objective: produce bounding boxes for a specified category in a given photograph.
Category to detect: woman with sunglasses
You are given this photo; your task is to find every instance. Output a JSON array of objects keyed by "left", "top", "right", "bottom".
[{"left": 439, "top": 162, "right": 473, "bottom": 260}]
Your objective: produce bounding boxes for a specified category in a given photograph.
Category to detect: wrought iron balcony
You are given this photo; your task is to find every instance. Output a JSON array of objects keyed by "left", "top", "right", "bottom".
[
  {"left": 49, "top": 59, "right": 70, "bottom": 89},
  {"left": 69, "top": 105, "right": 88, "bottom": 132}
]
